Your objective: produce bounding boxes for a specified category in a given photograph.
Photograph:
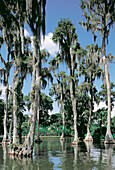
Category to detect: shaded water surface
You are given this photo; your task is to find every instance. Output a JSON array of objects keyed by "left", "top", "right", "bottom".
[{"left": 0, "top": 137, "right": 115, "bottom": 170}]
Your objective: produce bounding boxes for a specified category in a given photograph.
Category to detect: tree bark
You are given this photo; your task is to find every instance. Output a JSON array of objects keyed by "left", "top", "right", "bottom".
[
  {"left": 84, "top": 75, "right": 93, "bottom": 142},
  {"left": 8, "top": 117, "right": 12, "bottom": 143},
  {"left": 20, "top": 24, "right": 24, "bottom": 55},
  {"left": 104, "top": 61, "right": 115, "bottom": 143},
  {"left": 2, "top": 73, "right": 9, "bottom": 143},
  {"left": 70, "top": 79, "right": 78, "bottom": 144},
  {"left": 35, "top": 84, "right": 41, "bottom": 143},
  {"left": 12, "top": 57, "right": 20, "bottom": 144},
  {"left": 35, "top": 37, "right": 41, "bottom": 143},
  {"left": 12, "top": 38, "right": 41, "bottom": 156},
  {"left": 12, "top": 28, "right": 21, "bottom": 144},
  {"left": 60, "top": 93, "right": 65, "bottom": 140},
  {"left": 103, "top": 34, "right": 114, "bottom": 143},
  {"left": 12, "top": 84, "right": 18, "bottom": 144}
]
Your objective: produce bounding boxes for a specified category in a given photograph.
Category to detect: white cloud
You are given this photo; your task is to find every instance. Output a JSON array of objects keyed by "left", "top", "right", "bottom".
[
  {"left": 48, "top": 101, "right": 60, "bottom": 115},
  {"left": 93, "top": 101, "right": 107, "bottom": 112},
  {"left": 23, "top": 107, "right": 32, "bottom": 116},
  {"left": 24, "top": 29, "right": 30, "bottom": 37},
  {"left": 30, "top": 36, "right": 34, "bottom": 50},
  {"left": 0, "top": 84, "right": 6, "bottom": 100},
  {"left": 41, "top": 32, "right": 59, "bottom": 56},
  {"left": 111, "top": 102, "right": 115, "bottom": 118},
  {"left": 94, "top": 101, "right": 115, "bottom": 118},
  {"left": 24, "top": 32, "right": 59, "bottom": 57}
]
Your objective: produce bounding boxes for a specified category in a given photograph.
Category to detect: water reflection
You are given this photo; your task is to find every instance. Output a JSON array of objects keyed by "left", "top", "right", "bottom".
[
  {"left": 2, "top": 143, "right": 7, "bottom": 170},
  {"left": 84, "top": 141, "right": 92, "bottom": 162},
  {"left": 0, "top": 137, "right": 115, "bottom": 170},
  {"left": 105, "top": 144, "right": 115, "bottom": 170},
  {"left": 73, "top": 145, "right": 79, "bottom": 170}
]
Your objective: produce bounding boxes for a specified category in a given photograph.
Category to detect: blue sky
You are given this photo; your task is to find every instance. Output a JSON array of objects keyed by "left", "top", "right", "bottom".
[
  {"left": 44, "top": 0, "right": 115, "bottom": 115},
  {"left": 45, "top": 0, "right": 115, "bottom": 87},
  {"left": 0, "top": 0, "right": 115, "bottom": 116}
]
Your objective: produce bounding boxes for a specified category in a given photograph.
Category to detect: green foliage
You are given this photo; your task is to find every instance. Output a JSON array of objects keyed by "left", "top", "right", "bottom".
[
  {"left": 98, "top": 82, "right": 115, "bottom": 107},
  {"left": 113, "top": 134, "right": 115, "bottom": 139}
]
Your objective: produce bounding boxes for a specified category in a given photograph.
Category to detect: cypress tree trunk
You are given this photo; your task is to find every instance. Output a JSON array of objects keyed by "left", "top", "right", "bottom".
[
  {"left": 84, "top": 75, "right": 93, "bottom": 142},
  {"left": 35, "top": 36, "right": 41, "bottom": 143},
  {"left": 13, "top": 38, "right": 40, "bottom": 156},
  {"left": 12, "top": 70, "right": 19, "bottom": 144},
  {"left": 12, "top": 33, "right": 20, "bottom": 144},
  {"left": 12, "top": 27, "right": 21, "bottom": 144},
  {"left": 2, "top": 73, "right": 9, "bottom": 143},
  {"left": 104, "top": 61, "right": 115, "bottom": 143},
  {"left": 69, "top": 49, "right": 78, "bottom": 144},
  {"left": 20, "top": 24, "right": 24, "bottom": 55},
  {"left": 8, "top": 118, "right": 12, "bottom": 144},
  {"left": 103, "top": 36, "right": 114, "bottom": 144},
  {"left": 60, "top": 93, "right": 65, "bottom": 140},
  {"left": 36, "top": 89, "right": 41, "bottom": 143},
  {"left": 70, "top": 79, "right": 78, "bottom": 144}
]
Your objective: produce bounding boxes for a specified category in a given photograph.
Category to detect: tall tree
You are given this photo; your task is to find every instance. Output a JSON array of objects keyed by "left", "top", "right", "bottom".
[
  {"left": 10, "top": 0, "right": 26, "bottom": 144},
  {"left": 52, "top": 18, "right": 80, "bottom": 144},
  {"left": 0, "top": 54, "right": 13, "bottom": 143},
  {"left": 0, "top": 10, "right": 14, "bottom": 143},
  {"left": 49, "top": 71, "right": 67, "bottom": 140},
  {"left": 35, "top": 49, "right": 53, "bottom": 143},
  {"left": 12, "top": 0, "right": 47, "bottom": 156},
  {"left": 80, "top": 0, "right": 115, "bottom": 143},
  {"left": 79, "top": 45, "right": 101, "bottom": 141}
]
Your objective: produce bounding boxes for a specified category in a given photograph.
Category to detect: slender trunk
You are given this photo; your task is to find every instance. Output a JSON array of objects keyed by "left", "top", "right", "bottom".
[
  {"left": 69, "top": 49, "right": 78, "bottom": 144},
  {"left": 8, "top": 118, "right": 12, "bottom": 144},
  {"left": 35, "top": 37, "right": 41, "bottom": 142},
  {"left": 104, "top": 61, "right": 114, "bottom": 143},
  {"left": 2, "top": 73, "right": 9, "bottom": 143},
  {"left": 12, "top": 28, "right": 21, "bottom": 144},
  {"left": 36, "top": 119, "right": 40, "bottom": 141},
  {"left": 103, "top": 36, "right": 114, "bottom": 143},
  {"left": 84, "top": 75, "right": 93, "bottom": 141},
  {"left": 60, "top": 93, "right": 65, "bottom": 140},
  {"left": 70, "top": 79, "right": 78, "bottom": 143},
  {"left": 36, "top": 89, "right": 40, "bottom": 142},
  {"left": 13, "top": 89, "right": 18, "bottom": 144},
  {"left": 20, "top": 25, "right": 24, "bottom": 55}
]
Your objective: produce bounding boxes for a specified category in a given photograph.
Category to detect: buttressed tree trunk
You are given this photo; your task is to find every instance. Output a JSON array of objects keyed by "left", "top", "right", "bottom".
[
  {"left": 11, "top": 38, "right": 40, "bottom": 156},
  {"left": 104, "top": 57, "right": 115, "bottom": 144},
  {"left": 70, "top": 50, "right": 78, "bottom": 145},
  {"left": 2, "top": 73, "right": 9, "bottom": 143},
  {"left": 70, "top": 79, "right": 78, "bottom": 144},
  {"left": 84, "top": 75, "right": 93, "bottom": 142}
]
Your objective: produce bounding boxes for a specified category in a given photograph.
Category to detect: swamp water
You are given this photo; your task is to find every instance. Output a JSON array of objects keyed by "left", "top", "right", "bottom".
[{"left": 0, "top": 137, "right": 115, "bottom": 170}]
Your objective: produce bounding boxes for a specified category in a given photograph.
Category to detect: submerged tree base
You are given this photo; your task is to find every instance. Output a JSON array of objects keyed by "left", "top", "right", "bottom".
[
  {"left": 60, "top": 137, "right": 65, "bottom": 141},
  {"left": 8, "top": 146, "right": 33, "bottom": 157},
  {"left": 84, "top": 133, "right": 93, "bottom": 142},
  {"left": 72, "top": 140, "right": 79, "bottom": 145},
  {"left": 35, "top": 138, "right": 42, "bottom": 143},
  {"left": 104, "top": 133, "right": 115, "bottom": 144},
  {"left": 2, "top": 139, "right": 10, "bottom": 145},
  {"left": 2, "top": 141, "right": 10, "bottom": 145}
]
